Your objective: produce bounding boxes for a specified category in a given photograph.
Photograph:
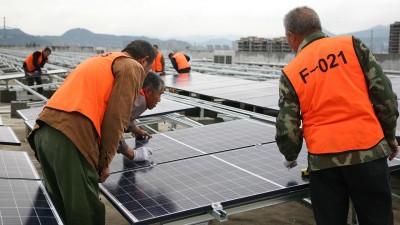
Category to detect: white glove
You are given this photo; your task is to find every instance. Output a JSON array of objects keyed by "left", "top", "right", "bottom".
[
  {"left": 282, "top": 156, "right": 297, "bottom": 169},
  {"left": 133, "top": 147, "right": 153, "bottom": 162}
]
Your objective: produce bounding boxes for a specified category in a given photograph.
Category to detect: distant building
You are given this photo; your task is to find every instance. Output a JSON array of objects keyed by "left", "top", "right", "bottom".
[
  {"left": 389, "top": 22, "right": 400, "bottom": 54},
  {"left": 236, "top": 36, "right": 292, "bottom": 53},
  {"left": 213, "top": 50, "right": 234, "bottom": 64}
]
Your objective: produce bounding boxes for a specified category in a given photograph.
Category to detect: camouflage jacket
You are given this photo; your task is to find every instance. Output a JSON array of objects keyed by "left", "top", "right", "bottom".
[{"left": 275, "top": 31, "right": 399, "bottom": 171}]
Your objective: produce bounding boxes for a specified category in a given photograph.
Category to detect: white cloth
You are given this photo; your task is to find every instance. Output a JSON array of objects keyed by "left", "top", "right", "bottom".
[
  {"left": 282, "top": 156, "right": 297, "bottom": 169},
  {"left": 133, "top": 147, "right": 153, "bottom": 162}
]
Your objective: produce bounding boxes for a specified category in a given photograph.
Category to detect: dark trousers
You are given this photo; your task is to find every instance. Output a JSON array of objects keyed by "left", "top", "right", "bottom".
[
  {"left": 310, "top": 157, "right": 393, "bottom": 225},
  {"left": 27, "top": 76, "right": 43, "bottom": 94},
  {"left": 35, "top": 124, "right": 105, "bottom": 225}
]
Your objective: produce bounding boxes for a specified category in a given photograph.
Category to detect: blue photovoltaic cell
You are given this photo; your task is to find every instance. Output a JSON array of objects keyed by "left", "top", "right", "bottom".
[
  {"left": 0, "top": 151, "right": 39, "bottom": 180},
  {"left": 0, "top": 179, "right": 63, "bottom": 225},
  {"left": 109, "top": 119, "right": 277, "bottom": 173}
]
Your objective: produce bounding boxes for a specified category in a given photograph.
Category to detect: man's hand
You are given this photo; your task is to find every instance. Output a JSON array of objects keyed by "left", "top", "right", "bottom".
[
  {"left": 388, "top": 139, "right": 399, "bottom": 160},
  {"left": 99, "top": 167, "right": 110, "bottom": 183},
  {"left": 282, "top": 156, "right": 297, "bottom": 169},
  {"left": 121, "top": 147, "right": 135, "bottom": 160},
  {"left": 133, "top": 147, "right": 153, "bottom": 162},
  {"left": 139, "top": 130, "right": 152, "bottom": 138}
]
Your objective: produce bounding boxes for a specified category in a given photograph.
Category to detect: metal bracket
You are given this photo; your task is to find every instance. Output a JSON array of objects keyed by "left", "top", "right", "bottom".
[{"left": 209, "top": 202, "right": 227, "bottom": 222}]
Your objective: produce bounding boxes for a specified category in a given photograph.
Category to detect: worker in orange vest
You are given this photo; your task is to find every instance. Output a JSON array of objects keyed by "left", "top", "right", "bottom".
[
  {"left": 168, "top": 52, "right": 191, "bottom": 73},
  {"left": 27, "top": 40, "right": 156, "bottom": 225},
  {"left": 151, "top": 45, "right": 165, "bottom": 75},
  {"left": 276, "top": 6, "right": 398, "bottom": 225},
  {"left": 22, "top": 47, "right": 52, "bottom": 94}
]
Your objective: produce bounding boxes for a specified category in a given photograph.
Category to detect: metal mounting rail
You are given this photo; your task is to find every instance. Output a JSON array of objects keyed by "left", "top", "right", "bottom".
[
  {"left": 162, "top": 113, "right": 204, "bottom": 127},
  {"left": 12, "top": 79, "right": 48, "bottom": 101}
]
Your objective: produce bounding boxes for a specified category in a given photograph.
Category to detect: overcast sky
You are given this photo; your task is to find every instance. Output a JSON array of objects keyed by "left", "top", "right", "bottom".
[{"left": 1, "top": 0, "right": 399, "bottom": 39}]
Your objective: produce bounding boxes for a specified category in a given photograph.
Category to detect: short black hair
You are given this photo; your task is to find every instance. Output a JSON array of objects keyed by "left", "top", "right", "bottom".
[
  {"left": 122, "top": 40, "right": 156, "bottom": 65},
  {"left": 168, "top": 53, "right": 174, "bottom": 58},
  {"left": 153, "top": 44, "right": 158, "bottom": 48},
  {"left": 44, "top": 47, "right": 52, "bottom": 53},
  {"left": 143, "top": 71, "right": 164, "bottom": 91}
]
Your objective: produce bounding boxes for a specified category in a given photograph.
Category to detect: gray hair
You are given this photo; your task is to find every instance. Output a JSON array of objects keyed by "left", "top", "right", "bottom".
[
  {"left": 122, "top": 40, "right": 156, "bottom": 65},
  {"left": 284, "top": 6, "right": 321, "bottom": 36},
  {"left": 143, "top": 71, "right": 164, "bottom": 92}
]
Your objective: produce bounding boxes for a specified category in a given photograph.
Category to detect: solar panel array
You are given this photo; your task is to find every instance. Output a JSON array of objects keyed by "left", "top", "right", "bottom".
[
  {"left": 102, "top": 116, "right": 400, "bottom": 224},
  {"left": 0, "top": 151, "right": 63, "bottom": 225},
  {"left": 161, "top": 72, "right": 280, "bottom": 110},
  {"left": 109, "top": 119, "right": 277, "bottom": 173},
  {"left": 102, "top": 119, "right": 306, "bottom": 224}
]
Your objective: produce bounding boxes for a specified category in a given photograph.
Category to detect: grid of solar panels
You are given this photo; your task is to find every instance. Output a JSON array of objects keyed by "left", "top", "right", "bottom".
[
  {"left": 0, "top": 179, "right": 63, "bottom": 225},
  {"left": 102, "top": 115, "right": 400, "bottom": 224},
  {"left": 0, "top": 151, "right": 63, "bottom": 225},
  {"left": 161, "top": 72, "right": 280, "bottom": 109},
  {"left": 101, "top": 142, "right": 310, "bottom": 225},
  {"left": 109, "top": 119, "right": 277, "bottom": 173},
  {"left": 0, "top": 151, "right": 39, "bottom": 180}
]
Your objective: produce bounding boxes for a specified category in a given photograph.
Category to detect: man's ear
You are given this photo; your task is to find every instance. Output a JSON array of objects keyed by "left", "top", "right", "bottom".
[
  {"left": 138, "top": 56, "right": 149, "bottom": 65},
  {"left": 144, "top": 87, "right": 152, "bottom": 95}
]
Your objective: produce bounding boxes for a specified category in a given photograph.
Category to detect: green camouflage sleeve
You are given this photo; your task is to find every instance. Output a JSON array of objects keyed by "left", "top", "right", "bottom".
[
  {"left": 353, "top": 37, "right": 399, "bottom": 141},
  {"left": 275, "top": 74, "right": 303, "bottom": 161}
]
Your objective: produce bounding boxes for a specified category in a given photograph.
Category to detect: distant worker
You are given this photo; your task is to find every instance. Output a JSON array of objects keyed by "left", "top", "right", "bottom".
[
  {"left": 152, "top": 45, "right": 165, "bottom": 75},
  {"left": 22, "top": 47, "right": 52, "bottom": 95},
  {"left": 27, "top": 40, "right": 156, "bottom": 225},
  {"left": 118, "top": 71, "right": 165, "bottom": 160},
  {"left": 168, "top": 52, "right": 191, "bottom": 74},
  {"left": 276, "top": 6, "right": 398, "bottom": 225}
]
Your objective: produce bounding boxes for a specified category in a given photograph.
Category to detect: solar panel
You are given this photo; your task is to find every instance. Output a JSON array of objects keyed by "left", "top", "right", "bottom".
[
  {"left": 161, "top": 72, "right": 280, "bottom": 110},
  {"left": 101, "top": 143, "right": 309, "bottom": 225},
  {"left": 140, "top": 98, "right": 195, "bottom": 118},
  {"left": 0, "top": 151, "right": 39, "bottom": 180},
  {"left": 0, "top": 179, "right": 63, "bottom": 225},
  {"left": 24, "top": 120, "right": 35, "bottom": 131},
  {"left": 162, "top": 73, "right": 227, "bottom": 89},
  {"left": 16, "top": 107, "right": 44, "bottom": 121},
  {"left": 16, "top": 99, "right": 194, "bottom": 121},
  {"left": 0, "top": 126, "right": 21, "bottom": 146},
  {"left": 109, "top": 119, "right": 277, "bottom": 173}
]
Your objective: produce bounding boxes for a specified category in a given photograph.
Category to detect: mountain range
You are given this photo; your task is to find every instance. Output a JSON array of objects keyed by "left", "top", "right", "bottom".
[{"left": 0, "top": 25, "right": 391, "bottom": 53}]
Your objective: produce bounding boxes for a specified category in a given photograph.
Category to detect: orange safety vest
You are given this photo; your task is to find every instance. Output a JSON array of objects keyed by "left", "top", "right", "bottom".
[
  {"left": 152, "top": 52, "right": 163, "bottom": 72},
  {"left": 173, "top": 53, "right": 190, "bottom": 70},
  {"left": 24, "top": 50, "right": 45, "bottom": 72},
  {"left": 283, "top": 36, "right": 384, "bottom": 154},
  {"left": 45, "top": 52, "right": 130, "bottom": 137}
]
